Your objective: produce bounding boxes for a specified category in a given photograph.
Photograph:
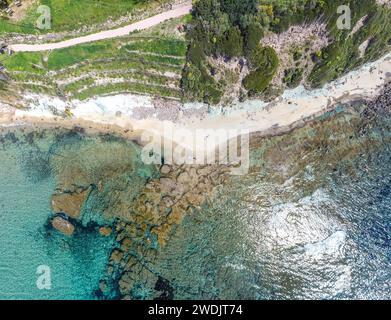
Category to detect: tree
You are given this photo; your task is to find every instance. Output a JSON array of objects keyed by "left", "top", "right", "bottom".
[
  {"left": 244, "top": 22, "right": 264, "bottom": 54},
  {"left": 0, "top": 0, "right": 9, "bottom": 9},
  {"left": 220, "top": 26, "right": 243, "bottom": 57},
  {"left": 243, "top": 46, "right": 279, "bottom": 93}
]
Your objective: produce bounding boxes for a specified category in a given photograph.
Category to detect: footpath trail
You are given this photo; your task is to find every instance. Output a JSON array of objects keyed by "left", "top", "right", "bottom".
[{"left": 9, "top": 2, "right": 192, "bottom": 52}]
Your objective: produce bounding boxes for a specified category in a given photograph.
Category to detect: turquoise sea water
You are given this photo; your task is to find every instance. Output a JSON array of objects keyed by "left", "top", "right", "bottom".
[
  {"left": 154, "top": 146, "right": 391, "bottom": 299},
  {"left": 148, "top": 106, "right": 391, "bottom": 300},
  {"left": 0, "top": 131, "right": 114, "bottom": 299},
  {"left": 0, "top": 100, "right": 390, "bottom": 299}
]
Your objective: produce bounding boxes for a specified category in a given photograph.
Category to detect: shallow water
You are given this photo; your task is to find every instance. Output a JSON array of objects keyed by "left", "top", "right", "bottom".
[
  {"left": 0, "top": 99, "right": 390, "bottom": 299},
  {"left": 150, "top": 105, "right": 391, "bottom": 300},
  {"left": 155, "top": 162, "right": 390, "bottom": 299},
  {"left": 0, "top": 130, "right": 116, "bottom": 299}
]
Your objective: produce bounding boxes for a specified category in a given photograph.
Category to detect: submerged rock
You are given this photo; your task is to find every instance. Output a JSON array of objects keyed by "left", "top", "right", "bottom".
[
  {"left": 99, "top": 226, "right": 113, "bottom": 237},
  {"left": 51, "top": 188, "right": 90, "bottom": 219},
  {"left": 98, "top": 161, "right": 232, "bottom": 299},
  {"left": 51, "top": 216, "right": 75, "bottom": 236},
  {"left": 110, "top": 249, "right": 124, "bottom": 264},
  {"left": 160, "top": 165, "right": 171, "bottom": 175}
]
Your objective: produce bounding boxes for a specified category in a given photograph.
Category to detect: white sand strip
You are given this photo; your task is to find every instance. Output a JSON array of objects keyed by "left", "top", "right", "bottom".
[{"left": 1, "top": 53, "right": 390, "bottom": 154}]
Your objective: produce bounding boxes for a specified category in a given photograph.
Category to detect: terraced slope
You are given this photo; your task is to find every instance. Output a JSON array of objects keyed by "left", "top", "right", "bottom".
[{"left": 3, "top": 35, "right": 187, "bottom": 101}]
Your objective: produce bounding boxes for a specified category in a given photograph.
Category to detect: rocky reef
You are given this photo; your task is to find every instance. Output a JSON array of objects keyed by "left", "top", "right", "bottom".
[
  {"left": 99, "top": 86, "right": 390, "bottom": 300},
  {"left": 100, "top": 163, "right": 230, "bottom": 299},
  {"left": 2, "top": 80, "right": 389, "bottom": 299},
  {"left": 51, "top": 187, "right": 91, "bottom": 220},
  {"left": 51, "top": 216, "right": 75, "bottom": 237},
  {"left": 48, "top": 158, "right": 230, "bottom": 299},
  {"left": 24, "top": 128, "right": 231, "bottom": 299}
]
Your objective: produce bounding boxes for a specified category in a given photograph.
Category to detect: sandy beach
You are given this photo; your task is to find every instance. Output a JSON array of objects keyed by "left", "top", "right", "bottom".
[{"left": 1, "top": 53, "right": 390, "bottom": 154}]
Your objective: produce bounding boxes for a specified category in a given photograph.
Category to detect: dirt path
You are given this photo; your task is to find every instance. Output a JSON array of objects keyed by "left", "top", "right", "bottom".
[{"left": 9, "top": 2, "right": 192, "bottom": 52}]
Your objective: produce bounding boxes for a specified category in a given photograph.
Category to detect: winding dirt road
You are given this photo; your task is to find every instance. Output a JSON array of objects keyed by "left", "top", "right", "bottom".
[{"left": 9, "top": 2, "right": 192, "bottom": 52}]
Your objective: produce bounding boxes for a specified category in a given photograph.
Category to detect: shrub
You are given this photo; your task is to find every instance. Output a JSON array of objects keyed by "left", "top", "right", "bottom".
[
  {"left": 283, "top": 68, "right": 304, "bottom": 88},
  {"left": 219, "top": 26, "right": 244, "bottom": 58},
  {"left": 243, "top": 46, "right": 279, "bottom": 93},
  {"left": 247, "top": 45, "right": 279, "bottom": 70},
  {"left": 244, "top": 23, "right": 264, "bottom": 54}
]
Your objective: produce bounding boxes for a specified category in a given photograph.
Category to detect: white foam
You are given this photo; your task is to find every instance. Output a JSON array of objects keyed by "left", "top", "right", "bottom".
[
  {"left": 72, "top": 94, "right": 154, "bottom": 118},
  {"left": 304, "top": 230, "right": 347, "bottom": 259},
  {"left": 260, "top": 188, "right": 344, "bottom": 250}
]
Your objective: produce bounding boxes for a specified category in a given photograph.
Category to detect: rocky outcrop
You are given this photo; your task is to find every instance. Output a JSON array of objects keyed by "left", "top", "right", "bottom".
[
  {"left": 51, "top": 216, "right": 75, "bottom": 236},
  {"left": 39, "top": 128, "right": 232, "bottom": 298},
  {"left": 99, "top": 226, "right": 113, "bottom": 237},
  {"left": 51, "top": 187, "right": 90, "bottom": 219},
  {"left": 362, "top": 83, "right": 391, "bottom": 119},
  {"left": 100, "top": 162, "right": 231, "bottom": 299},
  {"left": 49, "top": 186, "right": 91, "bottom": 236}
]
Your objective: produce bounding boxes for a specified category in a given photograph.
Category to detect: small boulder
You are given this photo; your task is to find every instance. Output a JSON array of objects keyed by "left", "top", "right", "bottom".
[
  {"left": 99, "top": 226, "right": 112, "bottom": 237},
  {"left": 121, "top": 238, "right": 132, "bottom": 252},
  {"left": 160, "top": 165, "right": 171, "bottom": 175},
  {"left": 110, "top": 249, "right": 124, "bottom": 264},
  {"left": 52, "top": 216, "right": 75, "bottom": 236},
  {"left": 177, "top": 172, "right": 191, "bottom": 185}
]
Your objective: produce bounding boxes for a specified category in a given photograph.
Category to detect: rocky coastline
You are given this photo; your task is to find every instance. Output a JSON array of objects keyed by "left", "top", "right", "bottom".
[
  {"left": 0, "top": 53, "right": 390, "bottom": 299},
  {"left": 28, "top": 82, "right": 388, "bottom": 299}
]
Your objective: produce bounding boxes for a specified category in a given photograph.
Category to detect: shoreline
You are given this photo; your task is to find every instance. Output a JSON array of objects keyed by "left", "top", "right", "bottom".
[{"left": 1, "top": 53, "right": 390, "bottom": 151}]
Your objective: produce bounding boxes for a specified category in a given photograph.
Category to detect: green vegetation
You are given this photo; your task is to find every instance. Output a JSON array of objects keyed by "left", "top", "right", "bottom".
[
  {"left": 123, "top": 38, "right": 187, "bottom": 57},
  {"left": 73, "top": 82, "right": 180, "bottom": 101},
  {"left": 283, "top": 67, "right": 304, "bottom": 88},
  {"left": 308, "top": 0, "right": 390, "bottom": 87},
  {"left": 0, "top": 0, "right": 168, "bottom": 34},
  {"left": 2, "top": 0, "right": 390, "bottom": 105},
  {"left": 181, "top": 40, "right": 224, "bottom": 104},
  {"left": 181, "top": 0, "right": 279, "bottom": 104},
  {"left": 182, "top": 0, "right": 391, "bottom": 104},
  {"left": 3, "top": 36, "right": 185, "bottom": 100},
  {"left": 219, "top": 26, "right": 244, "bottom": 57},
  {"left": 243, "top": 46, "right": 279, "bottom": 93},
  {"left": 259, "top": 0, "right": 390, "bottom": 87},
  {"left": 31, "top": 0, "right": 138, "bottom": 32},
  {"left": 244, "top": 22, "right": 264, "bottom": 54},
  {"left": 1, "top": 52, "right": 44, "bottom": 73}
]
